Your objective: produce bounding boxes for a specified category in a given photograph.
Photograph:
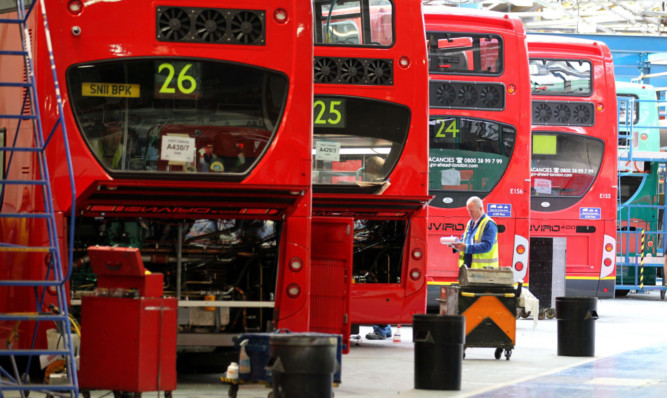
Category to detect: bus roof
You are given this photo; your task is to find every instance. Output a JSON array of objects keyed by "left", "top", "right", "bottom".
[
  {"left": 423, "top": 5, "right": 525, "bottom": 34},
  {"left": 527, "top": 34, "right": 612, "bottom": 60},
  {"left": 616, "top": 81, "right": 656, "bottom": 98}
]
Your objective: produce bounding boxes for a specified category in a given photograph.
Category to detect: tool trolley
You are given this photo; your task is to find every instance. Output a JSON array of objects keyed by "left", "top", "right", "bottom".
[{"left": 439, "top": 267, "right": 518, "bottom": 360}]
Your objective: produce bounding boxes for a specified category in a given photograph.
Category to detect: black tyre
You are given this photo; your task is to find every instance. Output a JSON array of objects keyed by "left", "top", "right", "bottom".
[
  {"left": 228, "top": 384, "right": 239, "bottom": 398},
  {"left": 505, "top": 349, "right": 512, "bottom": 360},
  {"left": 546, "top": 308, "right": 556, "bottom": 319}
]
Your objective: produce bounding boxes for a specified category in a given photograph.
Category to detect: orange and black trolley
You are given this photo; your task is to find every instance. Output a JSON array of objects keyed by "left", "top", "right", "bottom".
[{"left": 440, "top": 268, "right": 517, "bottom": 360}]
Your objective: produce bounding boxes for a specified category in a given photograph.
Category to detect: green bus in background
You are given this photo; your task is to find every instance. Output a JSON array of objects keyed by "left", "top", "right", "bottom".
[{"left": 616, "top": 81, "right": 665, "bottom": 298}]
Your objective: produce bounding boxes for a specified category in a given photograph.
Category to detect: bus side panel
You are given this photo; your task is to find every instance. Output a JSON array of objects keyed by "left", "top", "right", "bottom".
[
  {"left": 274, "top": 192, "right": 312, "bottom": 331},
  {"left": 401, "top": 210, "right": 427, "bottom": 319},
  {"left": 310, "top": 217, "right": 353, "bottom": 352}
]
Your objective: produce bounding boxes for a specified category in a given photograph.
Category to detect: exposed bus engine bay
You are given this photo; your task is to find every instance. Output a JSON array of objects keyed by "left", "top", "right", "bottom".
[
  {"left": 70, "top": 216, "right": 407, "bottom": 347},
  {"left": 353, "top": 219, "right": 407, "bottom": 284},
  {"left": 71, "top": 217, "right": 280, "bottom": 348}
]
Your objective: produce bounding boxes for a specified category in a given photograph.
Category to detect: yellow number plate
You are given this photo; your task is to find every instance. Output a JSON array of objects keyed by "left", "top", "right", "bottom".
[{"left": 82, "top": 83, "right": 140, "bottom": 98}]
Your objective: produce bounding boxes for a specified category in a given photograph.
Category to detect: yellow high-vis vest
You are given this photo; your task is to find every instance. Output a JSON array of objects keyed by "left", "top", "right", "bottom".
[{"left": 458, "top": 215, "right": 499, "bottom": 269}]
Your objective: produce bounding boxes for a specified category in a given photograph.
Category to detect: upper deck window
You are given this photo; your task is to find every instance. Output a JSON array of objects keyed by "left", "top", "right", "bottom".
[
  {"left": 618, "top": 94, "right": 639, "bottom": 127},
  {"left": 531, "top": 132, "right": 603, "bottom": 199},
  {"left": 427, "top": 32, "right": 502, "bottom": 75},
  {"left": 67, "top": 59, "right": 287, "bottom": 176},
  {"left": 428, "top": 116, "right": 515, "bottom": 205},
  {"left": 314, "top": 0, "right": 394, "bottom": 46},
  {"left": 312, "top": 96, "right": 409, "bottom": 187},
  {"left": 530, "top": 58, "right": 592, "bottom": 96}
]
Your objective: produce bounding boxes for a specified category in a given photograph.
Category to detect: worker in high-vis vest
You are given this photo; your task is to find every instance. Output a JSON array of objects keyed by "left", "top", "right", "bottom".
[{"left": 451, "top": 196, "right": 499, "bottom": 269}]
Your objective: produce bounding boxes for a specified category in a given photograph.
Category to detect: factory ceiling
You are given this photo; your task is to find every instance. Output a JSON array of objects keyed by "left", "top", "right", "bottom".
[{"left": 423, "top": 0, "right": 667, "bottom": 35}]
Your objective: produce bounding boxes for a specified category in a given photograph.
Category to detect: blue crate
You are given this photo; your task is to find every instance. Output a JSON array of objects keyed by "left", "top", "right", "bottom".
[
  {"left": 234, "top": 332, "right": 343, "bottom": 384},
  {"left": 234, "top": 333, "right": 273, "bottom": 383}
]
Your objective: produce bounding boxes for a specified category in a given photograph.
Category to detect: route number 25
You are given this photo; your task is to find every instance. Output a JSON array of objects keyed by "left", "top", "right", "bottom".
[{"left": 314, "top": 99, "right": 345, "bottom": 128}]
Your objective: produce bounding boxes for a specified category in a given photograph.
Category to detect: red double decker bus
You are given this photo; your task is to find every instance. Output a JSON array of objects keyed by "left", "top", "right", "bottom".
[
  {"left": 2, "top": 0, "right": 316, "bottom": 354},
  {"left": 311, "top": 0, "right": 430, "bottom": 329},
  {"left": 528, "top": 35, "right": 617, "bottom": 315},
  {"left": 423, "top": 6, "right": 532, "bottom": 312}
]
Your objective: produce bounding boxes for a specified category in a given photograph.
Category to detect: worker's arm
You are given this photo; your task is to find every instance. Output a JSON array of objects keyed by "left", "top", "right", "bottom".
[{"left": 452, "top": 224, "right": 469, "bottom": 252}]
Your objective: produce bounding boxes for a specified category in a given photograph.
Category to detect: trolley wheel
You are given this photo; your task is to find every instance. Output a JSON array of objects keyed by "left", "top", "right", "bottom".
[
  {"left": 228, "top": 383, "right": 240, "bottom": 398},
  {"left": 505, "top": 349, "right": 512, "bottom": 360},
  {"left": 545, "top": 308, "right": 556, "bottom": 319},
  {"left": 520, "top": 309, "right": 530, "bottom": 318},
  {"left": 494, "top": 347, "right": 503, "bottom": 360},
  {"left": 661, "top": 290, "right": 665, "bottom": 300},
  {"left": 538, "top": 309, "right": 546, "bottom": 320}
]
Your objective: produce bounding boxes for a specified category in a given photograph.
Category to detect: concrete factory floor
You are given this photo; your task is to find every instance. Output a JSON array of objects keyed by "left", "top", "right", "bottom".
[{"left": 169, "top": 290, "right": 667, "bottom": 398}]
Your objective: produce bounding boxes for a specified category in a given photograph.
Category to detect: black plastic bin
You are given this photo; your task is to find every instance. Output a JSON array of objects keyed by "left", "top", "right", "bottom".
[
  {"left": 555, "top": 296, "right": 598, "bottom": 357},
  {"left": 413, "top": 314, "right": 466, "bottom": 390},
  {"left": 268, "top": 333, "right": 338, "bottom": 398}
]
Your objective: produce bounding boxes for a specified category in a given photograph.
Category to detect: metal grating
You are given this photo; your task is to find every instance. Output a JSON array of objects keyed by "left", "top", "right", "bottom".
[
  {"left": 314, "top": 57, "right": 393, "bottom": 85},
  {"left": 429, "top": 80, "right": 505, "bottom": 110},
  {"left": 532, "top": 101, "right": 595, "bottom": 126},
  {"left": 156, "top": 6, "right": 265, "bottom": 45}
]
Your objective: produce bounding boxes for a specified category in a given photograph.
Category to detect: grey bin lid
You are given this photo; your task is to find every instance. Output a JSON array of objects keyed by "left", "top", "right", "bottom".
[{"left": 270, "top": 333, "right": 338, "bottom": 347}]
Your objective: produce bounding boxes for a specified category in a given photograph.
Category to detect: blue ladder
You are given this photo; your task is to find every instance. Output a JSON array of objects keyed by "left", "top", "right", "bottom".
[{"left": 0, "top": 0, "right": 78, "bottom": 396}]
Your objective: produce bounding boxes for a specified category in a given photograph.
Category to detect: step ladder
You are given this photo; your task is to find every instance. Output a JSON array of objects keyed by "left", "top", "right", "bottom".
[{"left": 0, "top": 0, "right": 78, "bottom": 396}]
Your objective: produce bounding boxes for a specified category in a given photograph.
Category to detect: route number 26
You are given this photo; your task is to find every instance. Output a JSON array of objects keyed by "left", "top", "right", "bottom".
[{"left": 158, "top": 63, "right": 197, "bottom": 95}]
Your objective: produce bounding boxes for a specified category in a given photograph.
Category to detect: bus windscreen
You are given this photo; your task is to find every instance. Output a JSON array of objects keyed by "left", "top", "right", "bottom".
[
  {"left": 531, "top": 132, "right": 603, "bottom": 198},
  {"left": 620, "top": 175, "right": 645, "bottom": 203},
  {"left": 428, "top": 116, "right": 515, "bottom": 197},
  {"left": 67, "top": 59, "right": 288, "bottom": 175},
  {"left": 313, "top": 96, "right": 409, "bottom": 185}
]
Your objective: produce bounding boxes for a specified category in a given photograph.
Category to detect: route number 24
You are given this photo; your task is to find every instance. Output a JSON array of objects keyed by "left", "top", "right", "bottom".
[{"left": 436, "top": 119, "right": 459, "bottom": 138}]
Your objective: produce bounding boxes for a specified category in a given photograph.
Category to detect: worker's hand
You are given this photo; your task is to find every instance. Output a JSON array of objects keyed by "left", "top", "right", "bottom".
[{"left": 452, "top": 242, "right": 466, "bottom": 252}]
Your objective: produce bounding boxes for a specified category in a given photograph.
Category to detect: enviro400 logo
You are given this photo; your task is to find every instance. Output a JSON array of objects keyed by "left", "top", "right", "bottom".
[
  {"left": 530, "top": 224, "right": 576, "bottom": 232},
  {"left": 429, "top": 222, "right": 465, "bottom": 232}
]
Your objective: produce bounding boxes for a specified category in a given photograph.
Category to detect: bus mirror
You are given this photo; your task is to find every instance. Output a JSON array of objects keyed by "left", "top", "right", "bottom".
[{"left": 438, "top": 37, "right": 473, "bottom": 50}]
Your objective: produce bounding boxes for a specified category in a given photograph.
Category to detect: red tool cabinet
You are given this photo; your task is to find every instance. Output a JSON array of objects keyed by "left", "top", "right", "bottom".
[{"left": 79, "top": 246, "right": 177, "bottom": 394}]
